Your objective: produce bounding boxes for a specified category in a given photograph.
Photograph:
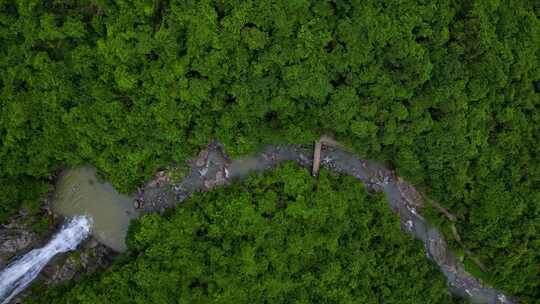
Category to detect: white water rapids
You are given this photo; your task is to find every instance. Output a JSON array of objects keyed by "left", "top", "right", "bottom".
[{"left": 0, "top": 216, "right": 92, "bottom": 304}]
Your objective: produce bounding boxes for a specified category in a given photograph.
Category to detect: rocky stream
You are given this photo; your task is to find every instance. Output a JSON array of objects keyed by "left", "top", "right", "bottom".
[{"left": 0, "top": 142, "right": 516, "bottom": 304}]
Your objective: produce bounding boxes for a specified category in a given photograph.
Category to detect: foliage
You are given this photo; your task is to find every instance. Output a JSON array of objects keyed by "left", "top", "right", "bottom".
[
  {"left": 0, "top": 176, "right": 48, "bottom": 224},
  {"left": 0, "top": 0, "right": 539, "bottom": 300},
  {"left": 32, "top": 164, "right": 457, "bottom": 303}
]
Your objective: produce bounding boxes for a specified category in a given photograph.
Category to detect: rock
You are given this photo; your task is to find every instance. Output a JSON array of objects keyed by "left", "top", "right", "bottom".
[
  {"left": 195, "top": 150, "right": 209, "bottom": 167},
  {"left": 203, "top": 180, "right": 214, "bottom": 189},
  {"left": 427, "top": 229, "right": 451, "bottom": 267},
  {"left": 46, "top": 256, "right": 78, "bottom": 285},
  {"left": 146, "top": 171, "right": 172, "bottom": 188},
  {"left": 82, "top": 244, "right": 113, "bottom": 273},
  {"left": 87, "top": 238, "right": 99, "bottom": 249},
  {"left": 40, "top": 241, "right": 114, "bottom": 288},
  {"left": 18, "top": 208, "right": 29, "bottom": 217},
  {"left": 199, "top": 167, "right": 209, "bottom": 176},
  {"left": 203, "top": 170, "right": 228, "bottom": 190},
  {"left": 0, "top": 224, "right": 38, "bottom": 266},
  {"left": 215, "top": 170, "right": 225, "bottom": 183},
  {"left": 397, "top": 179, "right": 424, "bottom": 208}
]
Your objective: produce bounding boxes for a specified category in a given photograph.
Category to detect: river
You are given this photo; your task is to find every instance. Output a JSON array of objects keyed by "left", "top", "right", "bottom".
[{"left": 1, "top": 143, "right": 515, "bottom": 304}]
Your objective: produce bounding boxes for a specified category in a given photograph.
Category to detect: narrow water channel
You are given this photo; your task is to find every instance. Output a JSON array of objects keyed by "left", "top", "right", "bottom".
[
  {"left": 11, "top": 145, "right": 513, "bottom": 304},
  {"left": 138, "top": 144, "right": 515, "bottom": 304}
]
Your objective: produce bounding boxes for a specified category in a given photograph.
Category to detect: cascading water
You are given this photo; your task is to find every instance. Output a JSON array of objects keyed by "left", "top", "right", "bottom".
[{"left": 0, "top": 216, "right": 93, "bottom": 304}]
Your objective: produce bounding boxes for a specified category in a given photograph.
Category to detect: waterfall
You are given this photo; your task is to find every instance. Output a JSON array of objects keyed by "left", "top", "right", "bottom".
[{"left": 0, "top": 216, "right": 93, "bottom": 304}]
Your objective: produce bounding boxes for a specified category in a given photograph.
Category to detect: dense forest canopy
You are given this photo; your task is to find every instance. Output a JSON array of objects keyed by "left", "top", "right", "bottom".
[
  {"left": 0, "top": 0, "right": 539, "bottom": 301},
  {"left": 32, "top": 165, "right": 459, "bottom": 304}
]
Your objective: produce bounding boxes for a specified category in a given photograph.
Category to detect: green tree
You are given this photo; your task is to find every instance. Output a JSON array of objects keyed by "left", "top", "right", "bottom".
[{"left": 33, "top": 164, "right": 456, "bottom": 304}]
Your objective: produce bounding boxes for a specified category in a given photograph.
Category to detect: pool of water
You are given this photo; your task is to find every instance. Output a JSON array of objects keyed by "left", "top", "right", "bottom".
[{"left": 52, "top": 167, "right": 139, "bottom": 252}]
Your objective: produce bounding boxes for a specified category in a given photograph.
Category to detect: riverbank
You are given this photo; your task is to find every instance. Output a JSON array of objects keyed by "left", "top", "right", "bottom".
[
  {"left": 0, "top": 174, "right": 115, "bottom": 304},
  {"left": 1, "top": 142, "right": 517, "bottom": 304},
  {"left": 134, "top": 142, "right": 515, "bottom": 304}
]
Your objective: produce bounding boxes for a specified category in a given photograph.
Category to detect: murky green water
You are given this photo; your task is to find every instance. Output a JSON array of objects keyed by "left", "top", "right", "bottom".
[
  {"left": 53, "top": 167, "right": 138, "bottom": 252},
  {"left": 47, "top": 148, "right": 512, "bottom": 303}
]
